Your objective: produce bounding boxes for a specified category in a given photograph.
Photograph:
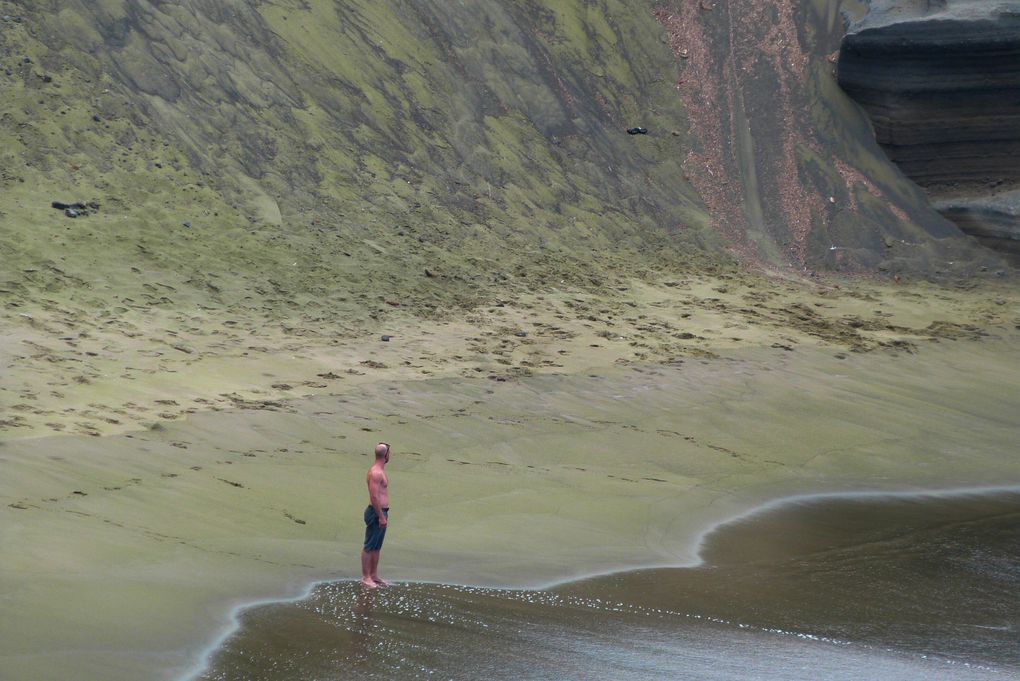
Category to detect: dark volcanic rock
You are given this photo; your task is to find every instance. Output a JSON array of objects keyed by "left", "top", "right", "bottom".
[
  {"left": 934, "top": 190, "right": 1020, "bottom": 260},
  {"left": 839, "top": 11, "right": 1020, "bottom": 191},
  {"left": 51, "top": 201, "right": 86, "bottom": 211},
  {"left": 838, "top": 1, "right": 1020, "bottom": 257},
  {"left": 650, "top": 0, "right": 1004, "bottom": 275}
]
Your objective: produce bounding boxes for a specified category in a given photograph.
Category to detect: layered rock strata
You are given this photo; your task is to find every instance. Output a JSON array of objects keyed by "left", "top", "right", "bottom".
[
  {"left": 934, "top": 191, "right": 1020, "bottom": 258},
  {"left": 650, "top": 0, "right": 1006, "bottom": 275},
  {"left": 837, "top": 1, "right": 1020, "bottom": 259}
]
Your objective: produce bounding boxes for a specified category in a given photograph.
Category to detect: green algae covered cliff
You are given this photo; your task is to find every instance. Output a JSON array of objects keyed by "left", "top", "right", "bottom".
[{"left": 0, "top": 1, "right": 1006, "bottom": 328}]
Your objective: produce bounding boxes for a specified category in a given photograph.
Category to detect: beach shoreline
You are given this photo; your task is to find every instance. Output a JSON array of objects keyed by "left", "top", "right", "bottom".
[
  {"left": 1, "top": 274, "right": 1019, "bottom": 681},
  {"left": 189, "top": 486, "right": 1020, "bottom": 681}
]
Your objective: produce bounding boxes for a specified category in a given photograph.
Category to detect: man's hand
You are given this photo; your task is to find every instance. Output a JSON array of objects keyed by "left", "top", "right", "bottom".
[{"left": 378, "top": 514, "right": 388, "bottom": 528}]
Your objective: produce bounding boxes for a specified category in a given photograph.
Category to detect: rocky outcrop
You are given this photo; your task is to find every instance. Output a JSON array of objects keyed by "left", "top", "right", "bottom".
[
  {"left": 934, "top": 191, "right": 1020, "bottom": 257},
  {"left": 837, "top": 1, "right": 1020, "bottom": 260},
  {"left": 649, "top": 0, "right": 1008, "bottom": 275}
]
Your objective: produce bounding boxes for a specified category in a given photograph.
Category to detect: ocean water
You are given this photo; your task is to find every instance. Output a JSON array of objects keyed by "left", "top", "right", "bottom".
[{"left": 194, "top": 490, "right": 1020, "bottom": 680}]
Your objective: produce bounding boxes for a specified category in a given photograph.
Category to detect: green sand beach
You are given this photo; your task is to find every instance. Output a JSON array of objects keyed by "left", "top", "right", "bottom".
[
  {"left": 2, "top": 1, "right": 1019, "bottom": 678},
  {"left": 2, "top": 275, "right": 1019, "bottom": 680}
]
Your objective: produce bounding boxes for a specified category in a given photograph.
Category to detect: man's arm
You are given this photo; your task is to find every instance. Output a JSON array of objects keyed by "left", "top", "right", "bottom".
[{"left": 368, "top": 470, "right": 387, "bottom": 527}]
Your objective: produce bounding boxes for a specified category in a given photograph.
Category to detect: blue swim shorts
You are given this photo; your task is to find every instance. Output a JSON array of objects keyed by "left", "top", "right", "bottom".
[{"left": 363, "top": 505, "right": 389, "bottom": 551}]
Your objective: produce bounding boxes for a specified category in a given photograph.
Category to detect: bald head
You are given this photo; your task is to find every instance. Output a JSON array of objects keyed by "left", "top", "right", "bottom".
[{"left": 375, "top": 442, "right": 391, "bottom": 459}]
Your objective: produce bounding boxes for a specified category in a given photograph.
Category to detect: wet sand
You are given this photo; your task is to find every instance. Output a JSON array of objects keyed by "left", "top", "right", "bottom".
[
  {"left": 1, "top": 276, "right": 1019, "bottom": 681},
  {"left": 195, "top": 489, "right": 1020, "bottom": 680}
]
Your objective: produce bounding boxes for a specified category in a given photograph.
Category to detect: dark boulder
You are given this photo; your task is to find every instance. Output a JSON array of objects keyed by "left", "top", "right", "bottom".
[{"left": 52, "top": 201, "right": 87, "bottom": 210}]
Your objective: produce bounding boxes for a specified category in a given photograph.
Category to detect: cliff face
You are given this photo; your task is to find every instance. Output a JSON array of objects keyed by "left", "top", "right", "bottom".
[
  {"left": 0, "top": 0, "right": 1007, "bottom": 315},
  {"left": 652, "top": 0, "right": 982, "bottom": 273},
  {"left": 838, "top": 0, "right": 1020, "bottom": 259}
]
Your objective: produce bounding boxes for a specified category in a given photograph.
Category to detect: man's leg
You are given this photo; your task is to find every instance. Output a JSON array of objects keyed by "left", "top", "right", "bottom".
[
  {"left": 368, "top": 550, "right": 389, "bottom": 586},
  {"left": 361, "top": 550, "right": 377, "bottom": 589}
]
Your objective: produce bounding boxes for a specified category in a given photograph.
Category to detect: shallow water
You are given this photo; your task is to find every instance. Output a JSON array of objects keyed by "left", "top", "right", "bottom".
[{"left": 195, "top": 490, "right": 1020, "bottom": 680}]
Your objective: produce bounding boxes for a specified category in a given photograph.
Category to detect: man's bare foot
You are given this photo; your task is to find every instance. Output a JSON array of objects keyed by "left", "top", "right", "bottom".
[
  {"left": 361, "top": 578, "right": 378, "bottom": 589},
  {"left": 371, "top": 577, "right": 390, "bottom": 587}
]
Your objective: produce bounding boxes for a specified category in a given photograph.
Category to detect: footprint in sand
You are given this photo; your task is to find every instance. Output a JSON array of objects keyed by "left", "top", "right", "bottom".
[
  {"left": 283, "top": 511, "right": 307, "bottom": 525},
  {"left": 707, "top": 443, "right": 747, "bottom": 460}
]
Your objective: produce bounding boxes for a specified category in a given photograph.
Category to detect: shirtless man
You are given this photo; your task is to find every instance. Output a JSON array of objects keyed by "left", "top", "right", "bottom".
[{"left": 361, "top": 442, "right": 391, "bottom": 589}]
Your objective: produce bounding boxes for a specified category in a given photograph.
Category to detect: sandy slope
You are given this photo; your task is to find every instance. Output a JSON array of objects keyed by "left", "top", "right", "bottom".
[{"left": 3, "top": 270, "right": 1013, "bottom": 438}]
